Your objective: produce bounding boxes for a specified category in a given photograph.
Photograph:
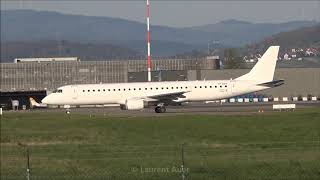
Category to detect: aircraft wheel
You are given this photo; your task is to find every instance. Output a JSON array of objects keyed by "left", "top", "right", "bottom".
[
  {"left": 160, "top": 106, "right": 166, "bottom": 113},
  {"left": 155, "top": 106, "right": 166, "bottom": 113},
  {"left": 155, "top": 106, "right": 161, "bottom": 113}
]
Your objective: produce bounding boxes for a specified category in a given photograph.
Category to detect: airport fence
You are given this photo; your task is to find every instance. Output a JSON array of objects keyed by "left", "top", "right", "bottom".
[{"left": 1, "top": 141, "right": 320, "bottom": 180}]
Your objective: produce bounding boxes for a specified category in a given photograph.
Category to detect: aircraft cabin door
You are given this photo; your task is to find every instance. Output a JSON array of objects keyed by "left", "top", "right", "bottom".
[
  {"left": 72, "top": 86, "right": 78, "bottom": 100},
  {"left": 230, "top": 81, "right": 235, "bottom": 96}
]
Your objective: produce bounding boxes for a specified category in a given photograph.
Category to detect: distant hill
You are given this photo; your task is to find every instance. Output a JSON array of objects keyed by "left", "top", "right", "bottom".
[
  {"left": 191, "top": 19, "right": 319, "bottom": 46},
  {"left": 0, "top": 41, "right": 141, "bottom": 63},
  {"left": 1, "top": 10, "right": 318, "bottom": 56},
  {"left": 246, "top": 25, "right": 320, "bottom": 53},
  {"left": 0, "top": 10, "right": 209, "bottom": 45}
]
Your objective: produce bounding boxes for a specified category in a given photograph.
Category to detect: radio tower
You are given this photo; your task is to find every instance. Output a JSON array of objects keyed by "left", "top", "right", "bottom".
[{"left": 146, "top": 0, "right": 152, "bottom": 82}]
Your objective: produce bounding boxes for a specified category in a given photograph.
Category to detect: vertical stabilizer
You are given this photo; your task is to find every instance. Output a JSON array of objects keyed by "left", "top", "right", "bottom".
[
  {"left": 236, "top": 46, "right": 279, "bottom": 83},
  {"left": 29, "top": 97, "right": 40, "bottom": 107}
]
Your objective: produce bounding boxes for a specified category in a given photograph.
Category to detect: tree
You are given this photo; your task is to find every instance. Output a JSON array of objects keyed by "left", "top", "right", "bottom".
[{"left": 223, "top": 48, "right": 244, "bottom": 69}]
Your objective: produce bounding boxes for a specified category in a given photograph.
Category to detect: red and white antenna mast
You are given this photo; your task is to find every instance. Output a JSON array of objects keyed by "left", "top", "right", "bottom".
[{"left": 146, "top": 0, "right": 152, "bottom": 82}]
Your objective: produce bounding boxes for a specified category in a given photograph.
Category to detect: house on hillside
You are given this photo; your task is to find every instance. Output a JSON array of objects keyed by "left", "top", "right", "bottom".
[{"left": 283, "top": 53, "right": 291, "bottom": 60}]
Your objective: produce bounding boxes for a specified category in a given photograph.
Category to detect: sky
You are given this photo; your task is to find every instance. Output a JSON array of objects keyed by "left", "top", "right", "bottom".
[{"left": 1, "top": 0, "right": 320, "bottom": 27}]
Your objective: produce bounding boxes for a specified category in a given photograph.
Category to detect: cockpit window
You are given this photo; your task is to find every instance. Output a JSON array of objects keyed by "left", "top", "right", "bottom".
[{"left": 53, "top": 89, "right": 63, "bottom": 93}]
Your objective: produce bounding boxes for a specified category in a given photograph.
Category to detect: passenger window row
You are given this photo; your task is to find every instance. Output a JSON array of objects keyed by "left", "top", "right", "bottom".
[
  {"left": 194, "top": 85, "right": 227, "bottom": 88},
  {"left": 82, "top": 85, "right": 228, "bottom": 93}
]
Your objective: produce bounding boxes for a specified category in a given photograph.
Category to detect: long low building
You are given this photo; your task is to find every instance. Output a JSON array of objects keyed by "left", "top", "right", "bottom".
[
  {"left": 0, "top": 58, "right": 218, "bottom": 91},
  {"left": 14, "top": 57, "right": 80, "bottom": 63}
]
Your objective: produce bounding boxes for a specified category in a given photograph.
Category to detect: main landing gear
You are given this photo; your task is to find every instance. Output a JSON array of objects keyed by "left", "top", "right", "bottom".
[
  {"left": 66, "top": 109, "right": 71, "bottom": 114},
  {"left": 155, "top": 105, "right": 166, "bottom": 113}
]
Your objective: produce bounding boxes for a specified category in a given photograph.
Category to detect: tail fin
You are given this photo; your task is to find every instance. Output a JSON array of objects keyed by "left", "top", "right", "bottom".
[
  {"left": 29, "top": 97, "right": 40, "bottom": 107},
  {"left": 236, "top": 46, "right": 279, "bottom": 83}
]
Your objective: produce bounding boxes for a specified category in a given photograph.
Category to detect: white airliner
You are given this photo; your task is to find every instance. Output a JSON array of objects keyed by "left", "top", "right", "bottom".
[{"left": 42, "top": 46, "right": 283, "bottom": 113}]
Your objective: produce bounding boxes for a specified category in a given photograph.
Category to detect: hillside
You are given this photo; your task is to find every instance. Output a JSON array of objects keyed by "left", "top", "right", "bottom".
[
  {"left": 247, "top": 25, "right": 320, "bottom": 52},
  {"left": 191, "top": 19, "right": 318, "bottom": 46},
  {"left": 0, "top": 10, "right": 209, "bottom": 45},
  {"left": 1, "top": 10, "right": 318, "bottom": 56}
]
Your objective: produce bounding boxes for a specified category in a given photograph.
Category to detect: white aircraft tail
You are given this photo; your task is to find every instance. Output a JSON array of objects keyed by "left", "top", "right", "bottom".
[
  {"left": 236, "top": 46, "right": 280, "bottom": 84},
  {"left": 29, "top": 97, "right": 40, "bottom": 107}
]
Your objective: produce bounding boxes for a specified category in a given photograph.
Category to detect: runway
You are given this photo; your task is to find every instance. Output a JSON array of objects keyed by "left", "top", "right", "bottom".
[{"left": 12, "top": 101, "right": 320, "bottom": 117}]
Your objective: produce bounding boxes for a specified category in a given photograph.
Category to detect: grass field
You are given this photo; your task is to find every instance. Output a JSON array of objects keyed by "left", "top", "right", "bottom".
[{"left": 1, "top": 108, "right": 320, "bottom": 179}]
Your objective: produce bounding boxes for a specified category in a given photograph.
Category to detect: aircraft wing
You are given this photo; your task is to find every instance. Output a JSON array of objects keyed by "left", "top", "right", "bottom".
[{"left": 144, "top": 91, "right": 189, "bottom": 102}]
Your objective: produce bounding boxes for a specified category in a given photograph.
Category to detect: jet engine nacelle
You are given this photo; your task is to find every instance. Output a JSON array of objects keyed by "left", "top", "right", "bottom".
[{"left": 120, "top": 99, "right": 144, "bottom": 110}]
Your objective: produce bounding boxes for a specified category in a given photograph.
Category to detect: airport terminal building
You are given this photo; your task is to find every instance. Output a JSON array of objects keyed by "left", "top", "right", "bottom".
[{"left": 0, "top": 57, "right": 319, "bottom": 109}]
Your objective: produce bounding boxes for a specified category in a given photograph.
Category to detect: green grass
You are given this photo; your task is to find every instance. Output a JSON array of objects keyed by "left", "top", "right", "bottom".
[{"left": 1, "top": 108, "right": 320, "bottom": 179}]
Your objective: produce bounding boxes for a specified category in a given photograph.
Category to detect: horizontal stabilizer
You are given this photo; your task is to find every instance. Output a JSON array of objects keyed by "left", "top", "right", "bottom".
[{"left": 258, "top": 79, "right": 284, "bottom": 87}]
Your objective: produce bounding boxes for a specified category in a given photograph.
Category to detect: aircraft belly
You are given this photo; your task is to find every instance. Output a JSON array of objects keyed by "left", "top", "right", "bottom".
[{"left": 186, "top": 90, "right": 229, "bottom": 101}]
